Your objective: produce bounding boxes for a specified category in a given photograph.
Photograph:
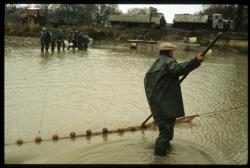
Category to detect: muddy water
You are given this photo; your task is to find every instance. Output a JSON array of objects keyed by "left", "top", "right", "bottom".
[{"left": 4, "top": 45, "right": 248, "bottom": 164}]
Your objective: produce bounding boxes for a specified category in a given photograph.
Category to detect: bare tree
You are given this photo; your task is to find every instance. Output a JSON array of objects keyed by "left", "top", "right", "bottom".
[
  {"left": 95, "top": 4, "right": 121, "bottom": 27},
  {"left": 127, "top": 7, "right": 149, "bottom": 15}
]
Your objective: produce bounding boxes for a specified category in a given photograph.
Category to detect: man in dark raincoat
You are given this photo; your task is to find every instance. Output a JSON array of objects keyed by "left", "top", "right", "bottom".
[
  {"left": 83, "top": 34, "right": 90, "bottom": 51},
  {"left": 57, "top": 29, "right": 65, "bottom": 51},
  {"left": 77, "top": 31, "right": 84, "bottom": 50},
  {"left": 51, "top": 29, "right": 57, "bottom": 52},
  {"left": 72, "top": 30, "right": 79, "bottom": 51},
  {"left": 40, "top": 27, "right": 51, "bottom": 53},
  {"left": 144, "top": 42, "right": 205, "bottom": 156},
  {"left": 67, "top": 30, "right": 74, "bottom": 50}
]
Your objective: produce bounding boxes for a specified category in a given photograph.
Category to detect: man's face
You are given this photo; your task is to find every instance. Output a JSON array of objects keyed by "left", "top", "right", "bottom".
[{"left": 169, "top": 50, "right": 174, "bottom": 57}]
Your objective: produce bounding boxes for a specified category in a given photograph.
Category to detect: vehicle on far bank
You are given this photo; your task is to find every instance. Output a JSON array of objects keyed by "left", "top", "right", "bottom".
[
  {"left": 20, "top": 7, "right": 45, "bottom": 26},
  {"left": 48, "top": 19, "right": 73, "bottom": 28},
  {"left": 173, "top": 13, "right": 234, "bottom": 30},
  {"left": 108, "top": 12, "right": 166, "bottom": 28}
]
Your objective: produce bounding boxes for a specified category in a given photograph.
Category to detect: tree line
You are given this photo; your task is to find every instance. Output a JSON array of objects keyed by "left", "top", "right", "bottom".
[
  {"left": 5, "top": 4, "right": 248, "bottom": 32},
  {"left": 5, "top": 4, "right": 157, "bottom": 26},
  {"left": 5, "top": 4, "right": 122, "bottom": 27}
]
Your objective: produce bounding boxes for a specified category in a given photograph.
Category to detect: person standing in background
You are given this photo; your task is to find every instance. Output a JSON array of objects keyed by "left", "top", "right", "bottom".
[
  {"left": 51, "top": 29, "right": 57, "bottom": 52},
  {"left": 57, "top": 29, "right": 65, "bottom": 51},
  {"left": 40, "top": 27, "right": 51, "bottom": 53}
]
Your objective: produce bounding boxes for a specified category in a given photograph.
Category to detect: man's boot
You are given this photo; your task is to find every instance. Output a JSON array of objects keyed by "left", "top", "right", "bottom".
[{"left": 154, "top": 136, "right": 170, "bottom": 156}]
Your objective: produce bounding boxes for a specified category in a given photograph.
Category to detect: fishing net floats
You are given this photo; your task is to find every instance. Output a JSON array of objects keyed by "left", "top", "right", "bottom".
[
  {"left": 13, "top": 123, "right": 156, "bottom": 146},
  {"left": 13, "top": 128, "right": 139, "bottom": 145},
  {"left": 11, "top": 105, "right": 248, "bottom": 146},
  {"left": 12, "top": 114, "right": 199, "bottom": 146}
]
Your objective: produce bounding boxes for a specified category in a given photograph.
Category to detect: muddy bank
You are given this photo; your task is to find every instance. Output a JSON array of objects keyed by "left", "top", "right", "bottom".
[
  {"left": 5, "top": 36, "right": 40, "bottom": 48},
  {"left": 5, "top": 21, "right": 248, "bottom": 49},
  {"left": 5, "top": 35, "right": 248, "bottom": 55}
]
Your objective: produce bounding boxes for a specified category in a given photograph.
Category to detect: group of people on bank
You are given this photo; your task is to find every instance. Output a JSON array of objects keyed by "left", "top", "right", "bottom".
[{"left": 40, "top": 27, "right": 91, "bottom": 53}]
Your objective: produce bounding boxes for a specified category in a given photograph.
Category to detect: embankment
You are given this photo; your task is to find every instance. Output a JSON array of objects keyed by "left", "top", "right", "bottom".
[{"left": 5, "top": 22, "right": 248, "bottom": 54}]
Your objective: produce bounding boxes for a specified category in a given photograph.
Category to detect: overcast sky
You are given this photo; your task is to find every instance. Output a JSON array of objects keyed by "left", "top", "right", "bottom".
[{"left": 118, "top": 4, "right": 204, "bottom": 23}]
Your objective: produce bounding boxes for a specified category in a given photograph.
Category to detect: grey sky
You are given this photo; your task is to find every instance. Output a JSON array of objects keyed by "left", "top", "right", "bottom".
[{"left": 118, "top": 4, "right": 204, "bottom": 23}]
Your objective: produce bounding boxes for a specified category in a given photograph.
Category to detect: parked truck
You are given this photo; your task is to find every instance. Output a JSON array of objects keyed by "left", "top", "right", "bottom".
[
  {"left": 173, "top": 13, "right": 234, "bottom": 30},
  {"left": 108, "top": 12, "right": 166, "bottom": 28},
  {"left": 20, "top": 7, "right": 45, "bottom": 26}
]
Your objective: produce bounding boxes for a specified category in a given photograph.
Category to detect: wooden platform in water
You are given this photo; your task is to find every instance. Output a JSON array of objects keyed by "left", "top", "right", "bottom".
[{"left": 127, "top": 39, "right": 158, "bottom": 44}]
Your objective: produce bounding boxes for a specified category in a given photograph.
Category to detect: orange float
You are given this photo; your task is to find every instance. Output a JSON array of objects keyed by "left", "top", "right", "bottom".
[
  {"left": 117, "top": 128, "right": 124, "bottom": 133},
  {"left": 102, "top": 128, "right": 108, "bottom": 134},
  {"left": 86, "top": 130, "right": 92, "bottom": 136},
  {"left": 16, "top": 139, "right": 23, "bottom": 145},
  {"left": 70, "top": 131, "right": 76, "bottom": 138},
  {"left": 52, "top": 134, "right": 59, "bottom": 140},
  {"left": 35, "top": 136, "right": 42, "bottom": 143}
]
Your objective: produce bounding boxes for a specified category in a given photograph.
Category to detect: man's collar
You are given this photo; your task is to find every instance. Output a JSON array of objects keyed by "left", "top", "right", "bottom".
[{"left": 160, "top": 54, "right": 175, "bottom": 60}]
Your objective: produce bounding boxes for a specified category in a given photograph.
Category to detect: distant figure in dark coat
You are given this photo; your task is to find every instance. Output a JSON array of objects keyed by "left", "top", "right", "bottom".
[
  {"left": 72, "top": 30, "right": 79, "bottom": 51},
  {"left": 78, "top": 31, "right": 84, "bottom": 50},
  {"left": 67, "top": 30, "right": 74, "bottom": 50},
  {"left": 57, "top": 29, "right": 65, "bottom": 51},
  {"left": 83, "top": 35, "right": 90, "bottom": 51},
  {"left": 51, "top": 30, "right": 57, "bottom": 52},
  {"left": 40, "top": 27, "right": 51, "bottom": 53}
]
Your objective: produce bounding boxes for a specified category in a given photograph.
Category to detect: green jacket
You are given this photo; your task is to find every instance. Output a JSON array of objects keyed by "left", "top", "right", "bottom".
[{"left": 144, "top": 55, "right": 201, "bottom": 122}]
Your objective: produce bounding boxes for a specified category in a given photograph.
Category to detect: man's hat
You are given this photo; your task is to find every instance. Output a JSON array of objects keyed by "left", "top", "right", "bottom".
[
  {"left": 42, "top": 27, "right": 46, "bottom": 31},
  {"left": 159, "top": 42, "right": 177, "bottom": 51}
]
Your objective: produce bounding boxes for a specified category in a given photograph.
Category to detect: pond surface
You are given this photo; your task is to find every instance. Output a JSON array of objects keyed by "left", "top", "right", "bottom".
[{"left": 4, "top": 45, "right": 248, "bottom": 164}]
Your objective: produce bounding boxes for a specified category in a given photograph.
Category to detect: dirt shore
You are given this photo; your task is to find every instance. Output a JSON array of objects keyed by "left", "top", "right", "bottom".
[
  {"left": 4, "top": 35, "right": 248, "bottom": 54},
  {"left": 5, "top": 36, "right": 40, "bottom": 48}
]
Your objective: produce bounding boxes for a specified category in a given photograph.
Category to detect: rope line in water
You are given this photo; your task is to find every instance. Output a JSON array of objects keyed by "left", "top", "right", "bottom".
[
  {"left": 5, "top": 104, "right": 247, "bottom": 146},
  {"left": 198, "top": 104, "right": 248, "bottom": 117}
]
